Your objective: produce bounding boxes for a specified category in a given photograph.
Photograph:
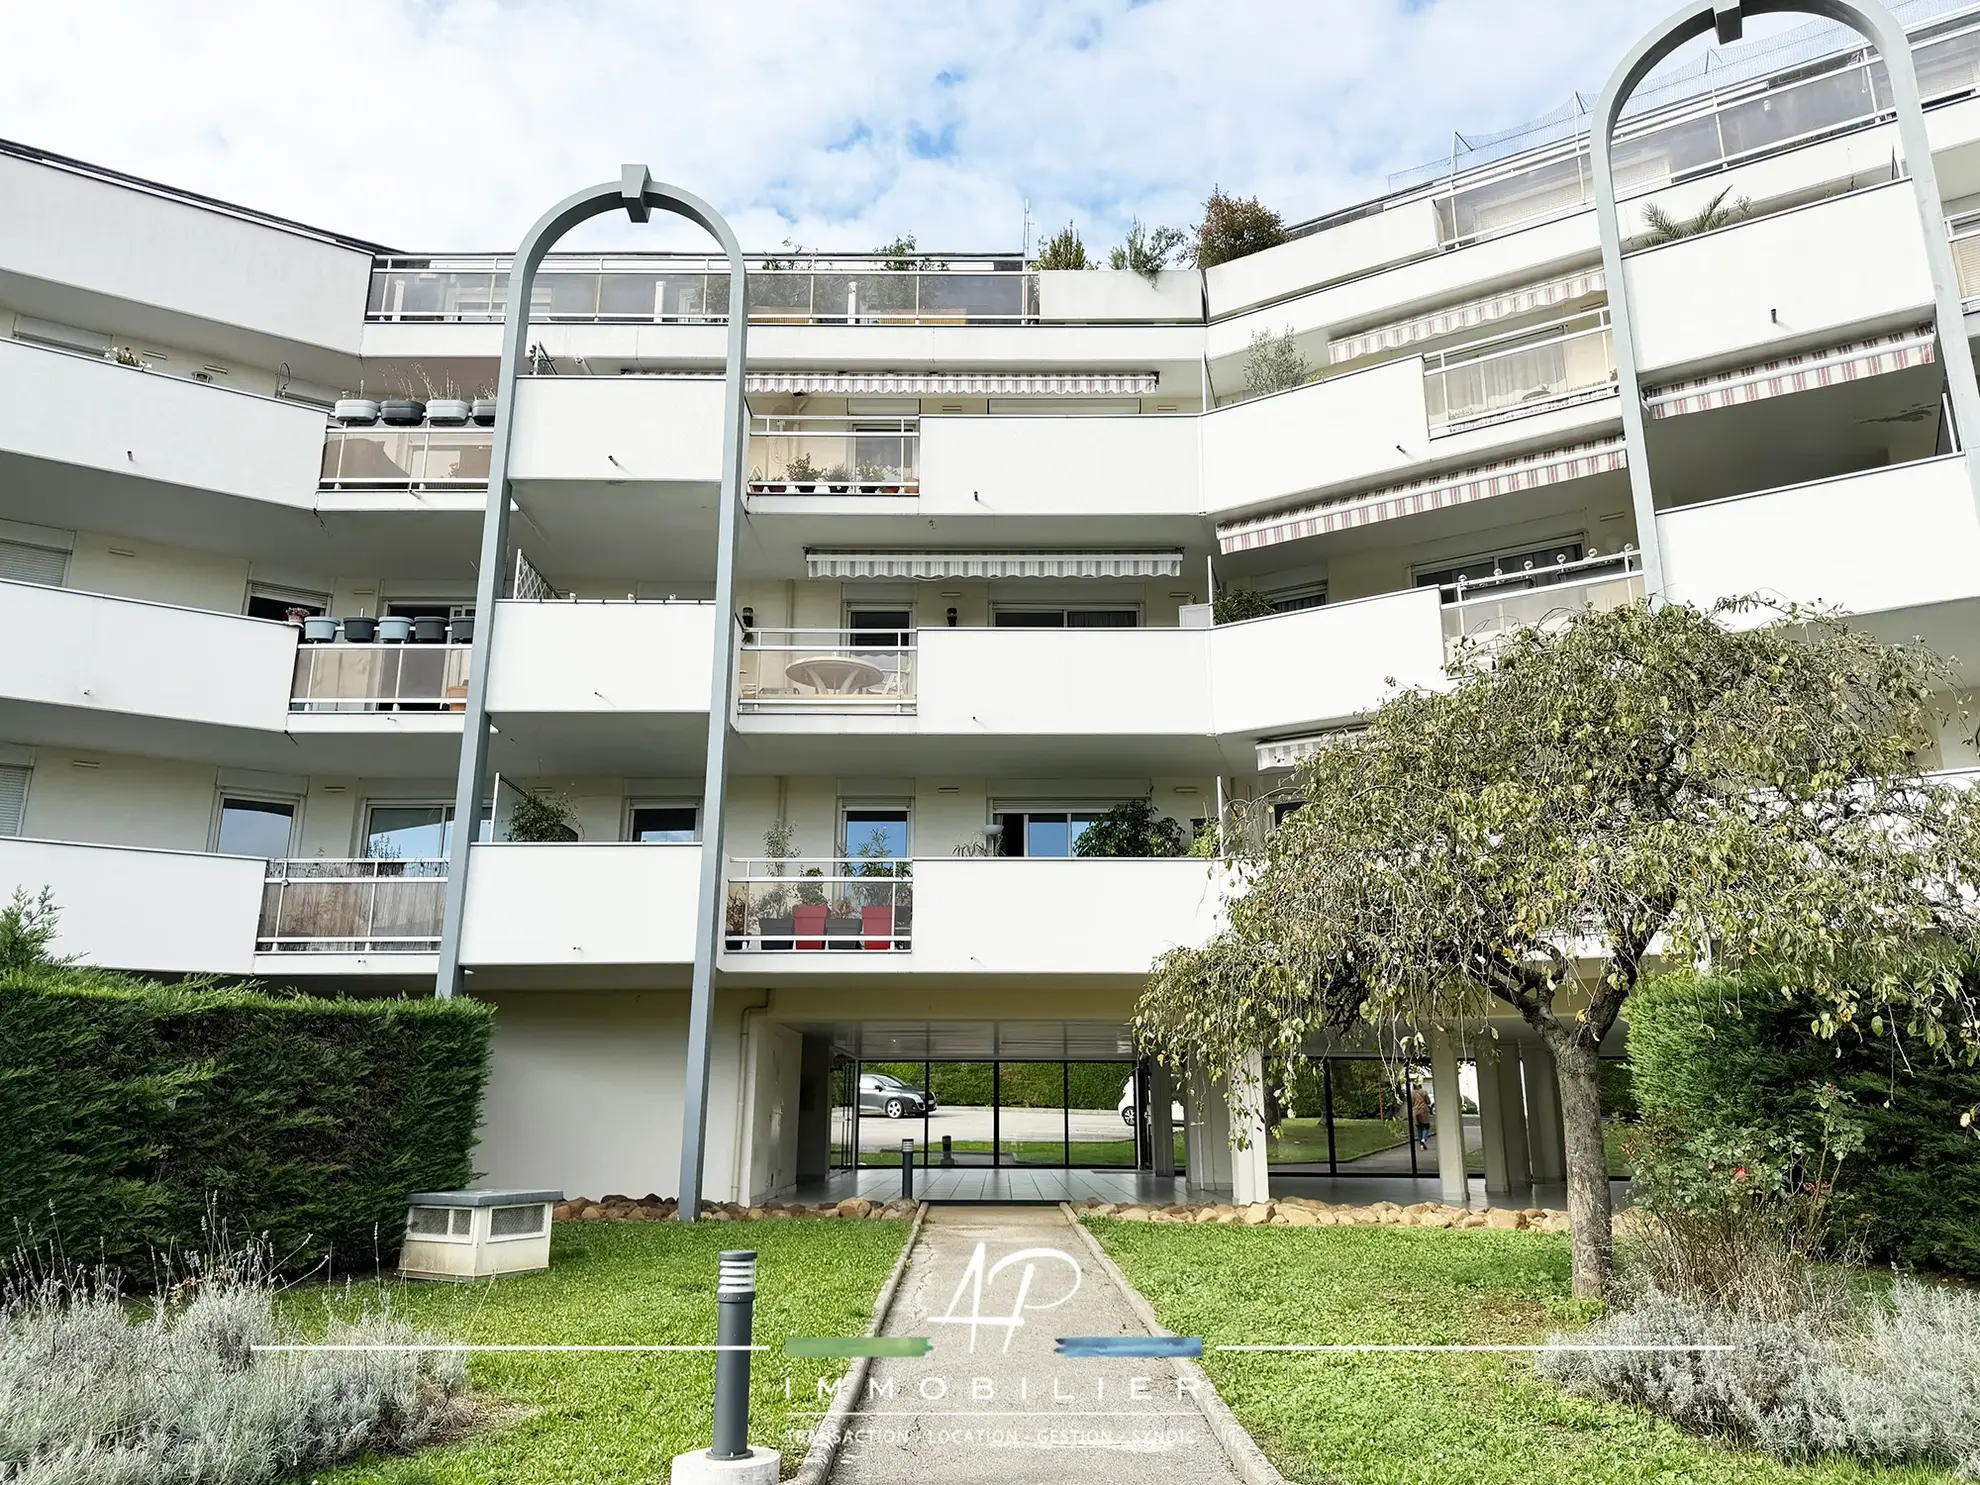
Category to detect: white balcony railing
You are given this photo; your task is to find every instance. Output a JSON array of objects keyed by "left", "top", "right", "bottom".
[
  {"left": 1423, "top": 312, "right": 1615, "bottom": 434},
  {"left": 725, "top": 857, "right": 912, "bottom": 952},
  {"left": 1440, "top": 549, "right": 1645, "bottom": 659},
  {"left": 290, "top": 644, "right": 471, "bottom": 713},
  {"left": 257, "top": 859, "right": 447, "bottom": 952},
  {"left": 736, "top": 627, "right": 915, "bottom": 713},
  {"left": 748, "top": 415, "right": 918, "bottom": 494},
  {"left": 319, "top": 426, "right": 492, "bottom": 489}
]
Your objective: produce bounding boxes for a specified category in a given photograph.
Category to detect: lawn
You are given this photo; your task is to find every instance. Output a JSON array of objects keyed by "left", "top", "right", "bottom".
[
  {"left": 1268, "top": 1116, "right": 1410, "bottom": 1165},
  {"left": 285, "top": 1218, "right": 909, "bottom": 1485},
  {"left": 1085, "top": 1219, "right": 1957, "bottom": 1485}
]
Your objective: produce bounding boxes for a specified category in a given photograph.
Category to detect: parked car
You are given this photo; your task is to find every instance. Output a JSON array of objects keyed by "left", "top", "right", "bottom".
[
  {"left": 1119, "top": 1077, "right": 1186, "bottom": 1126},
  {"left": 860, "top": 1072, "right": 936, "bottom": 1119}
]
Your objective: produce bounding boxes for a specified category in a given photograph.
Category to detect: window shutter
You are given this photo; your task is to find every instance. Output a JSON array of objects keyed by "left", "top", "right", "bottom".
[
  {"left": 0, "top": 765, "right": 28, "bottom": 837},
  {"left": 0, "top": 540, "right": 67, "bottom": 587}
]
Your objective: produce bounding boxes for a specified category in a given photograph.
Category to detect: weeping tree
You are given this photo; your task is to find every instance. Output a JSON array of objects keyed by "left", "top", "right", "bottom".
[{"left": 1136, "top": 598, "right": 1980, "bottom": 1296}]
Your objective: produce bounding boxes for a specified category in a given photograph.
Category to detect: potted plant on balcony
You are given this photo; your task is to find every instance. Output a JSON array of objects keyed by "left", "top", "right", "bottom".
[
  {"left": 783, "top": 451, "right": 823, "bottom": 494},
  {"left": 301, "top": 615, "right": 338, "bottom": 644},
  {"left": 1072, "top": 794, "right": 1190, "bottom": 857},
  {"left": 426, "top": 369, "right": 471, "bottom": 427},
  {"left": 725, "top": 887, "right": 750, "bottom": 951},
  {"left": 504, "top": 788, "right": 578, "bottom": 842},
  {"left": 851, "top": 827, "right": 905, "bottom": 949},
  {"left": 380, "top": 374, "right": 426, "bottom": 427},
  {"left": 377, "top": 614, "right": 413, "bottom": 644},
  {"left": 470, "top": 385, "right": 498, "bottom": 427},
  {"left": 757, "top": 818, "right": 798, "bottom": 950},
  {"left": 824, "top": 462, "right": 853, "bottom": 495},
  {"left": 335, "top": 387, "right": 381, "bottom": 425},
  {"left": 793, "top": 867, "right": 829, "bottom": 950},
  {"left": 826, "top": 891, "right": 862, "bottom": 951}
]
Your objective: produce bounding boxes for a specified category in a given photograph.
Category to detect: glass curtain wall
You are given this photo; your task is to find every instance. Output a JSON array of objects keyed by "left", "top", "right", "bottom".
[
  {"left": 849, "top": 1059, "right": 1168, "bottom": 1170},
  {"left": 1265, "top": 1056, "right": 1434, "bottom": 1177}
]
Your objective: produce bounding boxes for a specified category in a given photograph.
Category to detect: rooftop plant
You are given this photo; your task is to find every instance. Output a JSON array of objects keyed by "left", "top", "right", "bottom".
[{"left": 1193, "top": 186, "right": 1289, "bottom": 267}]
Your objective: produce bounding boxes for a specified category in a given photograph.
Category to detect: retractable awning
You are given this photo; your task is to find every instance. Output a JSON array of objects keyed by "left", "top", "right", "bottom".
[
  {"left": 806, "top": 550, "right": 1185, "bottom": 580},
  {"left": 1218, "top": 438, "right": 1627, "bottom": 555},
  {"left": 744, "top": 370, "right": 1159, "bottom": 396},
  {"left": 1255, "top": 727, "right": 1367, "bottom": 771},
  {"left": 1328, "top": 267, "right": 1607, "bottom": 364},
  {"left": 1644, "top": 327, "right": 1936, "bottom": 418}
]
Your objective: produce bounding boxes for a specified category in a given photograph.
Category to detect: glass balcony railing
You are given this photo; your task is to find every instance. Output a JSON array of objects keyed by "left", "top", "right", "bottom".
[
  {"left": 736, "top": 627, "right": 916, "bottom": 714},
  {"left": 1440, "top": 550, "right": 1645, "bottom": 659},
  {"left": 290, "top": 644, "right": 471, "bottom": 713},
  {"left": 365, "top": 259, "right": 1036, "bottom": 326},
  {"left": 1423, "top": 312, "right": 1616, "bottom": 432},
  {"left": 748, "top": 416, "right": 918, "bottom": 494},
  {"left": 724, "top": 857, "right": 912, "bottom": 952},
  {"left": 257, "top": 858, "right": 447, "bottom": 952},
  {"left": 320, "top": 426, "right": 492, "bottom": 489}
]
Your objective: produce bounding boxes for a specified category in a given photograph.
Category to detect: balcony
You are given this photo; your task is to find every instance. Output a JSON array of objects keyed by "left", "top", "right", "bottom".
[
  {"left": 724, "top": 856, "right": 912, "bottom": 952},
  {"left": 1201, "top": 357, "right": 1428, "bottom": 516},
  {"left": 1439, "top": 550, "right": 1645, "bottom": 660},
  {"left": 1659, "top": 454, "right": 1980, "bottom": 620},
  {"left": 1423, "top": 311, "right": 1615, "bottom": 437},
  {"left": 0, "top": 837, "right": 263, "bottom": 974},
  {"left": 458, "top": 843, "right": 702, "bottom": 967},
  {"left": 257, "top": 858, "right": 446, "bottom": 953},
  {"left": 0, "top": 337, "right": 329, "bottom": 506},
  {"left": 365, "top": 257, "right": 1037, "bottom": 326},
  {"left": 486, "top": 600, "right": 714, "bottom": 715},
  {"left": 736, "top": 627, "right": 915, "bottom": 715},
  {"left": 318, "top": 425, "right": 491, "bottom": 490},
  {"left": 748, "top": 415, "right": 918, "bottom": 495},
  {"left": 507, "top": 376, "right": 724, "bottom": 486},
  {"left": 290, "top": 642, "right": 471, "bottom": 713},
  {"left": 916, "top": 413, "right": 1200, "bottom": 515}
]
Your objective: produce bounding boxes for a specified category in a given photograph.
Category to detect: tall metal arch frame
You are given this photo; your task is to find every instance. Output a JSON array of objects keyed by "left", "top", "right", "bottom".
[
  {"left": 431, "top": 165, "right": 748, "bottom": 1223},
  {"left": 1592, "top": 0, "right": 1980, "bottom": 601}
]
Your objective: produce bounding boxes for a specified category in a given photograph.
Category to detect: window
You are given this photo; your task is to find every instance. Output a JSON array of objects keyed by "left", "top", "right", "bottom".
[
  {"left": 842, "top": 806, "right": 910, "bottom": 858},
  {"left": 1272, "top": 800, "right": 1307, "bottom": 827},
  {"left": 994, "top": 808, "right": 1108, "bottom": 858},
  {"left": 1266, "top": 584, "right": 1326, "bottom": 614},
  {"left": 846, "top": 608, "right": 912, "bottom": 646},
  {"left": 365, "top": 803, "right": 488, "bottom": 864},
  {"left": 628, "top": 804, "right": 698, "bottom": 842},
  {"left": 245, "top": 583, "right": 328, "bottom": 623},
  {"left": 0, "top": 538, "right": 69, "bottom": 588},
  {"left": 385, "top": 599, "right": 475, "bottom": 622},
  {"left": 216, "top": 797, "right": 296, "bottom": 859},
  {"left": 0, "top": 764, "right": 27, "bottom": 837},
  {"left": 992, "top": 606, "right": 1139, "bottom": 629}
]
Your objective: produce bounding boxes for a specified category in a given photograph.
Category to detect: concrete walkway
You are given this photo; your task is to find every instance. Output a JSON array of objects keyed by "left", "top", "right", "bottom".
[{"left": 826, "top": 1205, "right": 1243, "bottom": 1483}]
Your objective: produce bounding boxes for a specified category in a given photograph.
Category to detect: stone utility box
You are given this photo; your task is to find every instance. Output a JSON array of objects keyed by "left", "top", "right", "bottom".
[{"left": 399, "top": 1189, "right": 562, "bottom": 1280}]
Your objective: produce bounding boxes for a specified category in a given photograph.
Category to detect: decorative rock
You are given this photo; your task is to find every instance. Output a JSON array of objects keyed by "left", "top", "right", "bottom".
[
  {"left": 1119, "top": 1206, "right": 1152, "bottom": 1222},
  {"left": 1484, "top": 1209, "right": 1528, "bottom": 1229},
  {"left": 1239, "top": 1203, "right": 1276, "bottom": 1225},
  {"left": 835, "top": 1197, "right": 874, "bottom": 1219}
]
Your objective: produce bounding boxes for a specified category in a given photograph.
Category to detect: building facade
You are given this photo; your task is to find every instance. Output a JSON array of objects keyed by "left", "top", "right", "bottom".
[{"left": 5, "top": 0, "right": 1980, "bottom": 1208}]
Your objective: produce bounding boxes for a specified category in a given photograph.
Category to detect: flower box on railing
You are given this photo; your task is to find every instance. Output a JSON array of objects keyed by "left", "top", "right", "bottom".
[{"left": 724, "top": 857, "right": 913, "bottom": 952}]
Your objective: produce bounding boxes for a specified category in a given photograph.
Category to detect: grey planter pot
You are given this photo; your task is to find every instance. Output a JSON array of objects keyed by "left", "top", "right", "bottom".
[
  {"left": 826, "top": 914, "right": 862, "bottom": 950},
  {"left": 470, "top": 397, "right": 497, "bottom": 426},
  {"left": 427, "top": 398, "right": 471, "bottom": 426},
  {"left": 759, "top": 915, "right": 795, "bottom": 952},
  {"left": 334, "top": 398, "right": 380, "bottom": 426},
  {"left": 380, "top": 398, "right": 426, "bottom": 426}
]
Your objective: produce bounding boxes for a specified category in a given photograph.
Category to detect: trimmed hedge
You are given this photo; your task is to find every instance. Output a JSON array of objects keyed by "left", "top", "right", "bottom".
[
  {"left": 1628, "top": 969, "right": 1980, "bottom": 1277},
  {"left": 0, "top": 969, "right": 492, "bottom": 1275}
]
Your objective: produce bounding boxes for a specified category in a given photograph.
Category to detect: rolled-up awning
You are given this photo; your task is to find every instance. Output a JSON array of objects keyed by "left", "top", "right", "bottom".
[
  {"left": 1255, "top": 727, "right": 1366, "bottom": 771},
  {"left": 806, "top": 550, "right": 1185, "bottom": 580},
  {"left": 743, "top": 370, "right": 1159, "bottom": 396},
  {"left": 1328, "top": 266, "right": 1606, "bottom": 364},
  {"left": 1644, "top": 327, "right": 1936, "bottom": 418},
  {"left": 1218, "top": 437, "right": 1627, "bottom": 555}
]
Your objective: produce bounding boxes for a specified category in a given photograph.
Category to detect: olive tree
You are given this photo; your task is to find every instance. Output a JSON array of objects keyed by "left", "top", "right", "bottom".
[{"left": 1136, "top": 598, "right": 1980, "bottom": 1295}]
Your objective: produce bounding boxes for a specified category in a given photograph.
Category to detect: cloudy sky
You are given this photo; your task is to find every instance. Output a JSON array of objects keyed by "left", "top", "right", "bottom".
[{"left": 2, "top": 1, "right": 1792, "bottom": 256}]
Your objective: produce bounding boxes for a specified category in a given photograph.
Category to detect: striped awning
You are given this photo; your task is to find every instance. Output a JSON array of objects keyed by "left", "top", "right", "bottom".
[
  {"left": 807, "top": 550, "right": 1184, "bottom": 580},
  {"left": 1255, "top": 729, "right": 1365, "bottom": 771},
  {"left": 1218, "top": 438, "right": 1628, "bottom": 555},
  {"left": 744, "top": 370, "right": 1159, "bottom": 396},
  {"left": 1328, "top": 266, "right": 1606, "bottom": 364},
  {"left": 1644, "top": 327, "right": 1937, "bottom": 418}
]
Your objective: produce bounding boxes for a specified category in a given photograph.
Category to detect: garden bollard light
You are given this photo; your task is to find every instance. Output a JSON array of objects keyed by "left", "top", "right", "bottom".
[
  {"left": 669, "top": 1251, "right": 776, "bottom": 1484},
  {"left": 941, "top": 1133, "right": 955, "bottom": 1168},
  {"left": 900, "top": 1137, "right": 915, "bottom": 1200}
]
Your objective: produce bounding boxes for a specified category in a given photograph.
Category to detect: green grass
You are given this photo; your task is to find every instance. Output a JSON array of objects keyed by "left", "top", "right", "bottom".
[
  {"left": 856, "top": 1134, "right": 1187, "bottom": 1167},
  {"left": 1086, "top": 1220, "right": 1953, "bottom": 1485},
  {"left": 1269, "top": 1116, "right": 1411, "bottom": 1165},
  {"left": 284, "top": 1218, "right": 909, "bottom": 1484}
]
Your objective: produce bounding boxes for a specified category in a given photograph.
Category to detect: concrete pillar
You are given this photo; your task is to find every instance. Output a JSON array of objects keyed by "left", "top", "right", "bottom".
[
  {"left": 1522, "top": 1042, "right": 1566, "bottom": 1184},
  {"left": 1430, "top": 1028, "right": 1468, "bottom": 1205},
  {"left": 1186, "top": 1061, "right": 1232, "bottom": 1194},
  {"left": 1150, "top": 1061, "right": 1176, "bottom": 1178},
  {"left": 1476, "top": 1044, "right": 1532, "bottom": 1195},
  {"left": 1230, "top": 1049, "right": 1270, "bottom": 1207}
]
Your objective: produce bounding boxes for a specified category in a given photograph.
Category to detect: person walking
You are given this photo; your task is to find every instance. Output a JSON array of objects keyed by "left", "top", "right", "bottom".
[{"left": 1410, "top": 1082, "right": 1433, "bottom": 1150}]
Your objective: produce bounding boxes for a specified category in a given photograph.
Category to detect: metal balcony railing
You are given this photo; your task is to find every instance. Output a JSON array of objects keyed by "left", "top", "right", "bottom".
[
  {"left": 319, "top": 426, "right": 492, "bottom": 489},
  {"left": 748, "top": 415, "right": 919, "bottom": 494},
  {"left": 291, "top": 644, "right": 471, "bottom": 713},
  {"left": 1440, "top": 549, "right": 1645, "bottom": 659},
  {"left": 257, "top": 858, "right": 447, "bottom": 952},
  {"left": 724, "top": 857, "right": 912, "bottom": 952},
  {"left": 1424, "top": 312, "right": 1616, "bottom": 433},
  {"left": 736, "top": 627, "right": 916, "bottom": 714},
  {"left": 365, "top": 257, "right": 1037, "bottom": 326}
]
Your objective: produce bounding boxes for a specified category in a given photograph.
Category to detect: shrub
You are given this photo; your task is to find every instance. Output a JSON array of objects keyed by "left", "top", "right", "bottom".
[
  {"left": 0, "top": 1243, "right": 472, "bottom": 1483},
  {"left": 0, "top": 969, "right": 492, "bottom": 1276},
  {"left": 1074, "top": 796, "right": 1189, "bottom": 858},
  {"left": 1628, "top": 968, "right": 1980, "bottom": 1277},
  {"left": 1242, "top": 326, "right": 1310, "bottom": 399},
  {"left": 0, "top": 887, "right": 67, "bottom": 975},
  {"left": 1109, "top": 219, "right": 1187, "bottom": 282},
  {"left": 1193, "top": 187, "right": 1288, "bottom": 268},
  {"left": 1212, "top": 585, "right": 1274, "bottom": 624},
  {"left": 1034, "top": 223, "right": 1090, "bottom": 270},
  {"left": 503, "top": 787, "right": 576, "bottom": 841},
  {"left": 1539, "top": 1280, "right": 1980, "bottom": 1476}
]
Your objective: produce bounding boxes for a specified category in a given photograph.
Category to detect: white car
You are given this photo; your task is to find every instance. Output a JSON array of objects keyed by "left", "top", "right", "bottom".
[{"left": 1118, "top": 1077, "right": 1186, "bottom": 1126}]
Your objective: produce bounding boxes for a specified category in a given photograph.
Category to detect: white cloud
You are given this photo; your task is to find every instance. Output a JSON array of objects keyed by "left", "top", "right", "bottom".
[{"left": 0, "top": 0, "right": 1735, "bottom": 255}]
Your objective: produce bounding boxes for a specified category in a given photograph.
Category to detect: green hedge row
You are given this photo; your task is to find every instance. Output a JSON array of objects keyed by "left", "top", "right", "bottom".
[
  {"left": 864, "top": 1061, "right": 1127, "bottom": 1110},
  {"left": 1628, "top": 969, "right": 1980, "bottom": 1277},
  {"left": 0, "top": 969, "right": 492, "bottom": 1275}
]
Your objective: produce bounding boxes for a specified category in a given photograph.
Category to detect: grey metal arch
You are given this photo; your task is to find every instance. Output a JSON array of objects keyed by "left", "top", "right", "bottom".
[
  {"left": 1592, "top": 0, "right": 1980, "bottom": 601},
  {"left": 432, "top": 166, "right": 748, "bottom": 1224}
]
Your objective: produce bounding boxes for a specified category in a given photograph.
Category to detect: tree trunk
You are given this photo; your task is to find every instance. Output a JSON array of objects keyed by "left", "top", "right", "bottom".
[{"left": 1547, "top": 1031, "right": 1613, "bottom": 1297}]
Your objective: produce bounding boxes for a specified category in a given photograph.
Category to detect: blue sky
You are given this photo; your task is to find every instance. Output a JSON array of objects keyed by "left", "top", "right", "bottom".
[{"left": 2, "top": 1, "right": 1712, "bottom": 255}]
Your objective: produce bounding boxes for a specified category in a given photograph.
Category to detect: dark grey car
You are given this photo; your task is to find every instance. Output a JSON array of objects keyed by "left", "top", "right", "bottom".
[{"left": 859, "top": 1072, "right": 935, "bottom": 1119}]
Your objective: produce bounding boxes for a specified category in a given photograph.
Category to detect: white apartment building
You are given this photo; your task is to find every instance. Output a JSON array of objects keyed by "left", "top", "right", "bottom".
[{"left": 5, "top": 0, "right": 1980, "bottom": 1213}]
